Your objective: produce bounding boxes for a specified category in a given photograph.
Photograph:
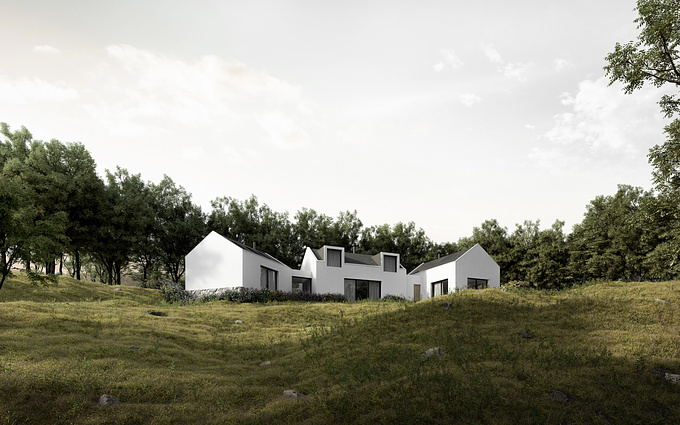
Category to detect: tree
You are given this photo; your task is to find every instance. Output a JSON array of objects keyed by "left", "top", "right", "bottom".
[
  {"left": 0, "top": 124, "right": 67, "bottom": 288},
  {"left": 605, "top": 0, "right": 680, "bottom": 280},
  {"left": 152, "top": 176, "right": 206, "bottom": 283},
  {"left": 359, "top": 221, "right": 433, "bottom": 272},
  {"left": 458, "top": 219, "right": 511, "bottom": 281}
]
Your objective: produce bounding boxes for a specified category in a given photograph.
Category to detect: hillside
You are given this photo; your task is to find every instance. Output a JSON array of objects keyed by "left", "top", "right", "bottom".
[{"left": 1, "top": 276, "right": 679, "bottom": 424}]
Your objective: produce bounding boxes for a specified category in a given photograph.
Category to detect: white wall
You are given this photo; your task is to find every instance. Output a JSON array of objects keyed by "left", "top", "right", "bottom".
[
  {"left": 185, "top": 231, "right": 243, "bottom": 291},
  {"left": 241, "top": 249, "right": 295, "bottom": 291},
  {"left": 407, "top": 244, "right": 500, "bottom": 300},
  {"left": 301, "top": 246, "right": 409, "bottom": 298},
  {"left": 455, "top": 244, "right": 501, "bottom": 289}
]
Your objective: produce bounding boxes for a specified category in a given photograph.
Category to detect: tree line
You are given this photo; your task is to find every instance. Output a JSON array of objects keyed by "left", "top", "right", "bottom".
[
  {"left": 2, "top": 0, "right": 680, "bottom": 290},
  {"left": 1, "top": 119, "right": 678, "bottom": 290}
]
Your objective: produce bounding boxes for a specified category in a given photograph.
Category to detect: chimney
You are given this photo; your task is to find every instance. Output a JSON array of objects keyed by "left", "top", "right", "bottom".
[
  {"left": 252, "top": 241, "right": 256, "bottom": 250},
  {"left": 352, "top": 245, "right": 356, "bottom": 254}
]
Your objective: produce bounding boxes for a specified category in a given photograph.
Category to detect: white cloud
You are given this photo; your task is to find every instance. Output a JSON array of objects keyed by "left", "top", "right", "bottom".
[
  {"left": 85, "top": 44, "right": 315, "bottom": 150},
  {"left": 459, "top": 93, "right": 482, "bottom": 107},
  {"left": 553, "top": 58, "right": 572, "bottom": 71},
  {"left": 482, "top": 44, "right": 503, "bottom": 64},
  {"left": 433, "top": 49, "right": 463, "bottom": 73},
  {"left": 34, "top": 45, "right": 61, "bottom": 55},
  {"left": 525, "top": 124, "right": 536, "bottom": 130},
  {"left": 0, "top": 76, "right": 78, "bottom": 103},
  {"left": 258, "top": 111, "right": 311, "bottom": 149},
  {"left": 536, "top": 76, "right": 669, "bottom": 169},
  {"left": 481, "top": 43, "right": 533, "bottom": 81}
]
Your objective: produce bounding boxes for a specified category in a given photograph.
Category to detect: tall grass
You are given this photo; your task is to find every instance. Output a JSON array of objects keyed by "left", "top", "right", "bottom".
[{"left": 1, "top": 274, "right": 679, "bottom": 424}]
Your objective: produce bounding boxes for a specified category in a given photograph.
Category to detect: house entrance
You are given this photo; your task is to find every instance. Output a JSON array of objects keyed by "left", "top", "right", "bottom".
[{"left": 413, "top": 284, "right": 421, "bottom": 301}]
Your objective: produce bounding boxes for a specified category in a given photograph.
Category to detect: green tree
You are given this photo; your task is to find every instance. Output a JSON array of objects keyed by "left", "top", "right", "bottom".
[
  {"left": 0, "top": 124, "right": 67, "bottom": 288},
  {"left": 458, "top": 219, "right": 511, "bottom": 281},
  {"left": 359, "top": 221, "right": 432, "bottom": 272},
  {"left": 93, "top": 168, "right": 151, "bottom": 284},
  {"left": 525, "top": 220, "right": 569, "bottom": 289},
  {"left": 605, "top": 0, "right": 680, "bottom": 278},
  {"left": 152, "top": 176, "right": 206, "bottom": 283}
]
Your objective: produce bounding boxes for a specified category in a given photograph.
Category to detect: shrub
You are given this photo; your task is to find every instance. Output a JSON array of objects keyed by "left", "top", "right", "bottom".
[
  {"left": 159, "top": 281, "right": 193, "bottom": 304},
  {"left": 381, "top": 294, "right": 409, "bottom": 302},
  {"left": 157, "top": 285, "right": 347, "bottom": 305}
]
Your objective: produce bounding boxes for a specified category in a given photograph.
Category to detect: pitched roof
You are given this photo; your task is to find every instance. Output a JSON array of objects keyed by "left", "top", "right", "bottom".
[
  {"left": 409, "top": 246, "right": 473, "bottom": 275},
  {"left": 312, "top": 246, "right": 400, "bottom": 268},
  {"left": 221, "top": 233, "right": 288, "bottom": 267}
]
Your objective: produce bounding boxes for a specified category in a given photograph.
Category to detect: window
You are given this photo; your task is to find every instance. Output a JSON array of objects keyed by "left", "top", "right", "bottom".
[
  {"left": 383, "top": 255, "right": 397, "bottom": 272},
  {"left": 344, "top": 279, "right": 380, "bottom": 301},
  {"left": 327, "top": 248, "right": 342, "bottom": 267},
  {"left": 431, "top": 279, "right": 448, "bottom": 297},
  {"left": 292, "top": 277, "right": 312, "bottom": 292},
  {"left": 467, "top": 278, "right": 488, "bottom": 289},
  {"left": 260, "top": 266, "right": 278, "bottom": 290}
]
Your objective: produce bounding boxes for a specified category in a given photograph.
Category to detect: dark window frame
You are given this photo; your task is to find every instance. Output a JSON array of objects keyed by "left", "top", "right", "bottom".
[
  {"left": 260, "top": 266, "right": 278, "bottom": 290},
  {"left": 292, "top": 276, "right": 312, "bottom": 292},
  {"left": 431, "top": 279, "right": 448, "bottom": 297},
  {"left": 383, "top": 254, "right": 398, "bottom": 273},
  {"left": 467, "top": 278, "right": 488, "bottom": 290},
  {"left": 344, "top": 279, "right": 381, "bottom": 301},
  {"left": 327, "top": 248, "right": 342, "bottom": 267}
]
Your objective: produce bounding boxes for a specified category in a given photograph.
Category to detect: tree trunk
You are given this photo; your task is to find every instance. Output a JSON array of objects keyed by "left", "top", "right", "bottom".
[
  {"left": 59, "top": 255, "right": 63, "bottom": 275},
  {"left": 75, "top": 249, "right": 81, "bottom": 281}
]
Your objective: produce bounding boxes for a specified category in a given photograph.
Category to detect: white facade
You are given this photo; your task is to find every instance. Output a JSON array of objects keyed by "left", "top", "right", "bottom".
[
  {"left": 185, "top": 231, "right": 297, "bottom": 292},
  {"left": 408, "top": 244, "right": 500, "bottom": 300},
  {"left": 299, "top": 246, "right": 409, "bottom": 299},
  {"left": 185, "top": 233, "right": 500, "bottom": 301}
]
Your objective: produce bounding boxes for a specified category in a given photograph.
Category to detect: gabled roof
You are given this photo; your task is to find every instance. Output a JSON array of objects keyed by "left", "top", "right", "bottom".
[
  {"left": 312, "top": 246, "right": 401, "bottom": 268},
  {"left": 409, "top": 246, "right": 473, "bottom": 275},
  {"left": 217, "top": 232, "right": 288, "bottom": 267}
]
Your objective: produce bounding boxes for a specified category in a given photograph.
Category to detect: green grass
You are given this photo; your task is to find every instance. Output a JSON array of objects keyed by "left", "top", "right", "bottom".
[{"left": 1, "top": 275, "right": 679, "bottom": 424}]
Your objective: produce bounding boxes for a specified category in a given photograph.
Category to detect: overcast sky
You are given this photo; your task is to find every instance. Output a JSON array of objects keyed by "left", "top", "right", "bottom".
[{"left": 0, "top": 0, "right": 670, "bottom": 243}]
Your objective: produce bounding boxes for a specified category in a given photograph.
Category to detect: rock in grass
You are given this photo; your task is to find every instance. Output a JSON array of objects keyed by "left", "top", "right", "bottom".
[
  {"left": 665, "top": 373, "right": 680, "bottom": 385},
  {"left": 146, "top": 310, "right": 167, "bottom": 317},
  {"left": 113, "top": 288, "right": 122, "bottom": 291},
  {"left": 551, "top": 390, "right": 569, "bottom": 403},
  {"left": 128, "top": 345, "right": 142, "bottom": 351},
  {"left": 98, "top": 394, "right": 120, "bottom": 406},
  {"left": 283, "top": 389, "right": 305, "bottom": 399},
  {"left": 420, "top": 347, "right": 446, "bottom": 361},
  {"left": 233, "top": 320, "right": 244, "bottom": 324},
  {"left": 520, "top": 332, "right": 535, "bottom": 339},
  {"left": 259, "top": 361, "right": 271, "bottom": 367}
]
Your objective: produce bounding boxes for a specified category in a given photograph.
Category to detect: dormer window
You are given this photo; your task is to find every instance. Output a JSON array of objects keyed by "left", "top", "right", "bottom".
[
  {"left": 383, "top": 254, "right": 397, "bottom": 272},
  {"left": 327, "top": 248, "right": 342, "bottom": 267}
]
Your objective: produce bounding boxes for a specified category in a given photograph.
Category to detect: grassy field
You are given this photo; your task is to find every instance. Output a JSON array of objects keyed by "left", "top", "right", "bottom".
[{"left": 1, "top": 275, "right": 679, "bottom": 424}]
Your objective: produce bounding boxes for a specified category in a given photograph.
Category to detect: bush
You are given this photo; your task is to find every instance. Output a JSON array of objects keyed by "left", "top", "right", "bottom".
[
  {"left": 381, "top": 294, "right": 409, "bottom": 302},
  {"left": 156, "top": 284, "right": 347, "bottom": 305},
  {"left": 158, "top": 281, "right": 193, "bottom": 304}
]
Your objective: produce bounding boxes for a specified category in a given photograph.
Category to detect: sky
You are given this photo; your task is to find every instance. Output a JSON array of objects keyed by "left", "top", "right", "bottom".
[{"left": 0, "top": 0, "right": 671, "bottom": 243}]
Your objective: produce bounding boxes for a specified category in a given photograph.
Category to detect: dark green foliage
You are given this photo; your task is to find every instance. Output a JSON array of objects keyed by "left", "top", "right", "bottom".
[{"left": 153, "top": 281, "right": 347, "bottom": 304}]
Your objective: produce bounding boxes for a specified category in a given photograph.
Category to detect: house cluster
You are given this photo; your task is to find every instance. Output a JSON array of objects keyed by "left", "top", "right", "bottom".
[{"left": 185, "top": 231, "right": 500, "bottom": 300}]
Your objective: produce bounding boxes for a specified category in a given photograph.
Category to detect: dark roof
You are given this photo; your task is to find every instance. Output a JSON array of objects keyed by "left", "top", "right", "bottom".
[
  {"left": 312, "top": 246, "right": 402, "bottom": 268},
  {"left": 409, "top": 246, "right": 473, "bottom": 274},
  {"left": 344, "top": 252, "right": 379, "bottom": 266},
  {"left": 223, "top": 234, "right": 288, "bottom": 266}
]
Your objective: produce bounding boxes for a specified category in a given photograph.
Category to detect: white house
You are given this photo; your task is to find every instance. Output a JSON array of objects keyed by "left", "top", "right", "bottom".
[
  {"left": 185, "top": 231, "right": 309, "bottom": 292},
  {"left": 299, "top": 246, "right": 408, "bottom": 301},
  {"left": 185, "top": 232, "right": 500, "bottom": 300},
  {"left": 407, "top": 244, "right": 500, "bottom": 300}
]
